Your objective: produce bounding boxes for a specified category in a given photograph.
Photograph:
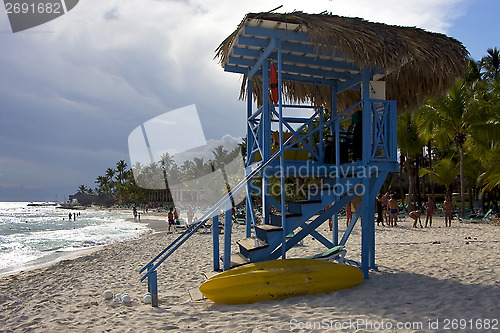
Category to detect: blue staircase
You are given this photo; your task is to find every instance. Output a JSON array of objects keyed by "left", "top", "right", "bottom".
[{"left": 236, "top": 174, "right": 365, "bottom": 264}]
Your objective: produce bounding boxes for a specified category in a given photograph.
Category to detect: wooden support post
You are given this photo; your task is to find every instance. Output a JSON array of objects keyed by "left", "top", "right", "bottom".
[
  {"left": 277, "top": 39, "right": 287, "bottom": 259},
  {"left": 245, "top": 191, "right": 252, "bottom": 238},
  {"left": 331, "top": 86, "right": 339, "bottom": 245},
  {"left": 261, "top": 60, "right": 271, "bottom": 225},
  {"left": 223, "top": 202, "right": 232, "bottom": 271},
  {"left": 246, "top": 75, "right": 253, "bottom": 238},
  {"left": 150, "top": 270, "right": 158, "bottom": 307},
  {"left": 146, "top": 263, "right": 153, "bottom": 293},
  {"left": 212, "top": 215, "right": 219, "bottom": 271},
  {"left": 360, "top": 66, "right": 374, "bottom": 278}
]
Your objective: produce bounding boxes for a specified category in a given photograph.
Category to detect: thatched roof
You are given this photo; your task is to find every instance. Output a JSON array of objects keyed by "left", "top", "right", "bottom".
[{"left": 215, "top": 11, "right": 468, "bottom": 111}]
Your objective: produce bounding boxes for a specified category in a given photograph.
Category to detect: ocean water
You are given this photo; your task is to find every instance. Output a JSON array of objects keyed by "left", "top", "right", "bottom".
[{"left": 0, "top": 202, "right": 148, "bottom": 274}]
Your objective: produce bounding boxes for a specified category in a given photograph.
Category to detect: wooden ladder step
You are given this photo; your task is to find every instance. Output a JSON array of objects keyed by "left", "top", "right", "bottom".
[
  {"left": 255, "top": 224, "right": 282, "bottom": 232},
  {"left": 271, "top": 212, "right": 302, "bottom": 218},
  {"left": 229, "top": 253, "right": 250, "bottom": 268},
  {"left": 237, "top": 237, "right": 268, "bottom": 252},
  {"left": 288, "top": 199, "right": 321, "bottom": 204}
]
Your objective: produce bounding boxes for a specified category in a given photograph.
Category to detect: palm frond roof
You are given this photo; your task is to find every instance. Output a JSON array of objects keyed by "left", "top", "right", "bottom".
[{"left": 215, "top": 11, "right": 468, "bottom": 111}]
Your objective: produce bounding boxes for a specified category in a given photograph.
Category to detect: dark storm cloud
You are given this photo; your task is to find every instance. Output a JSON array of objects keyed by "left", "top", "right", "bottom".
[{"left": 0, "top": 0, "right": 470, "bottom": 200}]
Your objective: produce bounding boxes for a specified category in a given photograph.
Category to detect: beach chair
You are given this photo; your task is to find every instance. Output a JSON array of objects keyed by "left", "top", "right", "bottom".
[
  {"left": 459, "top": 209, "right": 493, "bottom": 223},
  {"left": 232, "top": 215, "right": 246, "bottom": 228},
  {"left": 303, "top": 245, "right": 347, "bottom": 264},
  {"left": 173, "top": 218, "right": 189, "bottom": 232}
]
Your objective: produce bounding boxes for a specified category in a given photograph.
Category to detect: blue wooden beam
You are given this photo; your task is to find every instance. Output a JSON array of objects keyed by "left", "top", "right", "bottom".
[
  {"left": 338, "top": 74, "right": 363, "bottom": 92},
  {"left": 212, "top": 215, "right": 219, "bottom": 271},
  {"left": 223, "top": 203, "right": 232, "bottom": 271},
  {"left": 237, "top": 35, "right": 268, "bottom": 48},
  {"left": 224, "top": 64, "right": 249, "bottom": 75},
  {"left": 310, "top": 229, "right": 334, "bottom": 249},
  {"left": 228, "top": 56, "right": 353, "bottom": 81},
  {"left": 248, "top": 38, "right": 276, "bottom": 78},
  {"left": 237, "top": 35, "right": 350, "bottom": 62},
  {"left": 246, "top": 75, "right": 254, "bottom": 239},
  {"left": 281, "top": 73, "right": 338, "bottom": 86},
  {"left": 224, "top": 64, "right": 340, "bottom": 87},
  {"left": 360, "top": 66, "right": 374, "bottom": 278},
  {"left": 244, "top": 25, "right": 311, "bottom": 43},
  {"left": 261, "top": 60, "right": 271, "bottom": 225},
  {"left": 277, "top": 39, "right": 287, "bottom": 259},
  {"left": 232, "top": 47, "right": 360, "bottom": 72}
]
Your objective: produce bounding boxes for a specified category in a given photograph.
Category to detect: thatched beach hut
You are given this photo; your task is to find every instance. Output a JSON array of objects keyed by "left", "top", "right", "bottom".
[{"left": 216, "top": 11, "right": 468, "bottom": 111}]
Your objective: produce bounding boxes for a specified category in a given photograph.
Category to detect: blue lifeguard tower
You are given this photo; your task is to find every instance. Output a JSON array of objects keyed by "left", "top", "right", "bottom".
[{"left": 140, "top": 11, "right": 467, "bottom": 306}]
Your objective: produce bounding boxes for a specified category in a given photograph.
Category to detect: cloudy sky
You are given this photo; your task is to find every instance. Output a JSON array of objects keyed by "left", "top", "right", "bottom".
[{"left": 1, "top": 0, "right": 499, "bottom": 201}]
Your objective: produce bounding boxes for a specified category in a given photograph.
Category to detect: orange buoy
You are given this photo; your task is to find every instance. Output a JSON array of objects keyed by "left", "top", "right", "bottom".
[{"left": 270, "top": 63, "right": 279, "bottom": 104}]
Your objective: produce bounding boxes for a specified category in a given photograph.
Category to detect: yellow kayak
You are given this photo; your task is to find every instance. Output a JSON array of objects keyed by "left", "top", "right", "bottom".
[{"left": 199, "top": 258, "right": 364, "bottom": 304}]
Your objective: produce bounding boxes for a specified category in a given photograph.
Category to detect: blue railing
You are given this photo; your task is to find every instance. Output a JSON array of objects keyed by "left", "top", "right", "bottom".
[{"left": 139, "top": 143, "right": 287, "bottom": 306}]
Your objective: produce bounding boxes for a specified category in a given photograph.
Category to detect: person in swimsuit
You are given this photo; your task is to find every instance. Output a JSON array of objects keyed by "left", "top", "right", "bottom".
[
  {"left": 409, "top": 209, "right": 423, "bottom": 228},
  {"left": 443, "top": 196, "right": 453, "bottom": 227},
  {"left": 345, "top": 202, "right": 352, "bottom": 227},
  {"left": 424, "top": 197, "right": 436, "bottom": 227},
  {"left": 388, "top": 194, "right": 399, "bottom": 227},
  {"left": 380, "top": 192, "right": 389, "bottom": 225},
  {"left": 168, "top": 207, "right": 175, "bottom": 232},
  {"left": 376, "top": 193, "right": 384, "bottom": 226}
]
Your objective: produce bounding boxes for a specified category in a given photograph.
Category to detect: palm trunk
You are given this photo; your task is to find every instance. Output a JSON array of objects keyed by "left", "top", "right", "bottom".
[
  {"left": 459, "top": 145, "right": 465, "bottom": 216},
  {"left": 427, "top": 142, "right": 436, "bottom": 201},
  {"left": 399, "top": 155, "right": 406, "bottom": 207},
  {"left": 415, "top": 153, "right": 422, "bottom": 208},
  {"left": 405, "top": 156, "right": 415, "bottom": 211}
]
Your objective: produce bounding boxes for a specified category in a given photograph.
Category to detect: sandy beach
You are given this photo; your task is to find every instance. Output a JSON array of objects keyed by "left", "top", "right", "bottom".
[{"left": 0, "top": 213, "right": 498, "bottom": 332}]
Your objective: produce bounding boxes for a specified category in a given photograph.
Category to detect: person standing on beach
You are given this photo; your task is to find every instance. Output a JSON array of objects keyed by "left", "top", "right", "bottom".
[
  {"left": 424, "top": 197, "right": 436, "bottom": 227},
  {"left": 345, "top": 202, "right": 352, "bottom": 227},
  {"left": 133, "top": 207, "right": 138, "bottom": 221},
  {"left": 68, "top": 212, "right": 72, "bottom": 221},
  {"left": 187, "top": 207, "right": 194, "bottom": 225},
  {"left": 327, "top": 203, "right": 333, "bottom": 231},
  {"left": 444, "top": 196, "right": 453, "bottom": 227},
  {"left": 388, "top": 194, "right": 399, "bottom": 227},
  {"left": 168, "top": 208, "right": 175, "bottom": 233},
  {"left": 376, "top": 193, "right": 384, "bottom": 226},
  {"left": 380, "top": 192, "right": 389, "bottom": 225}
]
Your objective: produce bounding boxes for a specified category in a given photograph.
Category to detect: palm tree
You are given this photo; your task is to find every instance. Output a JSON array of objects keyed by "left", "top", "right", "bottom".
[
  {"left": 481, "top": 145, "right": 500, "bottom": 191},
  {"left": 192, "top": 157, "right": 208, "bottom": 177},
  {"left": 420, "top": 79, "right": 497, "bottom": 215},
  {"left": 116, "top": 160, "right": 128, "bottom": 185},
  {"left": 465, "top": 58, "right": 483, "bottom": 84},
  {"left": 420, "top": 158, "right": 459, "bottom": 198},
  {"left": 105, "top": 168, "right": 116, "bottom": 189},
  {"left": 161, "top": 153, "right": 175, "bottom": 172},
  {"left": 239, "top": 137, "right": 248, "bottom": 165},
  {"left": 77, "top": 184, "right": 88, "bottom": 194},
  {"left": 212, "top": 145, "right": 229, "bottom": 169},
  {"left": 95, "top": 175, "right": 109, "bottom": 194},
  {"left": 397, "top": 111, "right": 424, "bottom": 210},
  {"left": 481, "top": 47, "right": 500, "bottom": 81}
]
